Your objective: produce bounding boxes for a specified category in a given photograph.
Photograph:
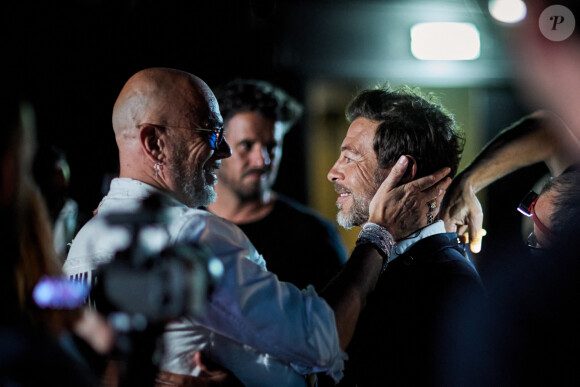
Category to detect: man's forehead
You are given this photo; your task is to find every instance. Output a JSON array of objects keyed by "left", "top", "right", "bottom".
[
  {"left": 206, "top": 93, "right": 221, "bottom": 117},
  {"left": 181, "top": 76, "right": 223, "bottom": 128},
  {"left": 340, "top": 144, "right": 361, "bottom": 155},
  {"left": 347, "top": 117, "right": 381, "bottom": 134},
  {"left": 341, "top": 118, "right": 379, "bottom": 154},
  {"left": 200, "top": 113, "right": 223, "bottom": 128},
  {"left": 225, "top": 111, "right": 279, "bottom": 139},
  {"left": 194, "top": 102, "right": 223, "bottom": 128}
]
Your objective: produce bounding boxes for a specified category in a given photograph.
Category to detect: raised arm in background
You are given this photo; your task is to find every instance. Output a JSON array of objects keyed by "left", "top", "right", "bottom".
[{"left": 441, "top": 110, "right": 580, "bottom": 253}]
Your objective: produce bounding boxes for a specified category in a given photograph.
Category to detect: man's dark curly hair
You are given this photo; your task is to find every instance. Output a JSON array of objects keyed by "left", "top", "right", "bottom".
[
  {"left": 346, "top": 84, "right": 464, "bottom": 180},
  {"left": 214, "top": 79, "right": 303, "bottom": 135}
]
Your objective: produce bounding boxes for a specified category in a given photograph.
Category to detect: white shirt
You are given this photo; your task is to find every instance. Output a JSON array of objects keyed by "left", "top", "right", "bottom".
[
  {"left": 388, "top": 220, "right": 448, "bottom": 263},
  {"left": 64, "top": 178, "right": 345, "bottom": 386}
]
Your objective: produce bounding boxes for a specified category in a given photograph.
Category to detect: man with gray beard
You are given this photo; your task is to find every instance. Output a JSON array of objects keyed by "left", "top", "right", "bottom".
[{"left": 323, "top": 84, "right": 485, "bottom": 386}]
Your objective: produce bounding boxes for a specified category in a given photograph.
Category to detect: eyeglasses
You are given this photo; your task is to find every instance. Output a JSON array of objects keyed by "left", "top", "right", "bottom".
[
  {"left": 517, "top": 190, "right": 555, "bottom": 250},
  {"left": 140, "top": 123, "right": 225, "bottom": 150},
  {"left": 525, "top": 231, "right": 545, "bottom": 251}
]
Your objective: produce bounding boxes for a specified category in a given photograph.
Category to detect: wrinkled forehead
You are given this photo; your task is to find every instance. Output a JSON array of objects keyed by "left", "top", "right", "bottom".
[
  {"left": 172, "top": 77, "right": 223, "bottom": 128},
  {"left": 342, "top": 117, "right": 380, "bottom": 153}
]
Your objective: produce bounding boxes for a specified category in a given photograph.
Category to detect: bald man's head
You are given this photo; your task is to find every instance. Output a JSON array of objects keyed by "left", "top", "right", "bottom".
[
  {"left": 112, "top": 67, "right": 221, "bottom": 140},
  {"left": 111, "top": 68, "right": 230, "bottom": 208}
]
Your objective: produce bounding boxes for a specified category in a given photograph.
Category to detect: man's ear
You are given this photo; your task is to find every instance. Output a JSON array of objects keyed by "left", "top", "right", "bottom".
[
  {"left": 139, "top": 124, "right": 165, "bottom": 163},
  {"left": 400, "top": 155, "right": 417, "bottom": 183}
]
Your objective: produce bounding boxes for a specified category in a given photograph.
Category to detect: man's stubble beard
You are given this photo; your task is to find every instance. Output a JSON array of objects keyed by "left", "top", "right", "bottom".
[
  {"left": 170, "top": 146, "right": 216, "bottom": 208},
  {"left": 336, "top": 169, "right": 387, "bottom": 229},
  {"left": 336, "top": 191, "right": 373, "bottom": 229},
  {"left": 218, "top": 170, "right": 271, "bottom": 203}
]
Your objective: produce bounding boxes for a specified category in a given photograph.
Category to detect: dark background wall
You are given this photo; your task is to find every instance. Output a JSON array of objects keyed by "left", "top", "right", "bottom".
[
  {"left": 4, "top": 0, "right": 309, "bottom": 213},
  {"left": 3, "top": 0, "right": 545, "bottom": 262}
]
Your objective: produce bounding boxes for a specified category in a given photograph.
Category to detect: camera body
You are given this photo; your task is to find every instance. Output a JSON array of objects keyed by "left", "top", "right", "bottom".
[
  {"left": 33, "top": 192, "right": 223, "bottom": 386},
  {"left": 35, "top": 192, "right": 222, "bottom": 324},
  {"left": 91, "top": 243, "right": 218, "bottom": 324},
  {"left": 90, "top": 192, "right": 223, "bottom": 325}
]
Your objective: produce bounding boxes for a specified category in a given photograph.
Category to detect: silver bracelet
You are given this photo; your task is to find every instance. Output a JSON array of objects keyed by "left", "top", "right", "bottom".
[{"left": 356, "top": 222, "right": 395, "bottom": 274}]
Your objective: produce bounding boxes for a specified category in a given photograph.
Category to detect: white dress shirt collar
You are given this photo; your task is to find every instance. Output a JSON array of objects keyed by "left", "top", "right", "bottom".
[{"left": 388, "top": 220, "right": 447, "bottom": 263}]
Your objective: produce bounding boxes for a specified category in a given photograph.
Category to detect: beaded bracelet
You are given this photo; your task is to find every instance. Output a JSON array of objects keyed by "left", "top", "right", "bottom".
[{"left": 356, "top": 222, "right": 395, "bottom": 274}]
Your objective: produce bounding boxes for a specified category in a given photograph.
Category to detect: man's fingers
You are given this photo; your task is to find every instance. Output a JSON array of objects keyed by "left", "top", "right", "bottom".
[
  {"left": 444, "top": 218, "right": 457, "bottom": 233},
  {"left": 421, "top": 177, "right": 452, "bottom": 204},
  {"left": 434, "top": 178, "right": 451, "bottom": 205},
  {"left": 470, "top": 240, "right": 482, "bottom": 254},
  {"left": 193, "top": 351, "right": 208, "bottom": 373},
  {"left": 459, "top": 229, "right": 487, "bottom": 253},
  {"left": 412, "top": 166, "right": 451, "bottom": 192},
  {"left": 377, "top": 155, "right": 409, "bottom": 193},
  {"left": 469, "top": 229, "right": 487, "bottom": 254},
  {"left": 193, "top": 351, "right": 228, "bottom": 377},
  {"left": 467, "top": 211, "right": 484, "bottom": 253}
]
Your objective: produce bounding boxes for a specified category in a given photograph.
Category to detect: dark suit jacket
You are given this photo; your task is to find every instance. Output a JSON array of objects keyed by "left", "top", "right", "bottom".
[{"left": 337, "top": 233, "right": 485, "bottom": 387}]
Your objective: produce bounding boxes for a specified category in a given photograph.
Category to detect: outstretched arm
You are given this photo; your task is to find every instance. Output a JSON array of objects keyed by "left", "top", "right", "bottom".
[
  {"left": 322, "top": 156, "right": 451, "bottom": 349},
  {"left": 441, "top": 110, "right": 579, "bottom": 253},
  {"left": 180, "top": 156, "right": 451, "bottom": 382}
]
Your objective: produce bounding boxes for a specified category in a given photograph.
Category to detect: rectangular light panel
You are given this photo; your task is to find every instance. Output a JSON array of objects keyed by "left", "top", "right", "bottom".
[{"left": 411, "top": 22, "right": 481, "bottom": 60}]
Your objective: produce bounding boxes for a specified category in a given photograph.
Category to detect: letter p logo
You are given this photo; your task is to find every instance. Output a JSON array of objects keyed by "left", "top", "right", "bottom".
[
  {"left": 540, "top": 5, "right": 575, "bottom": 41},
  {"left": 550, "top": 15, "right": 565, "bottom": 30}
]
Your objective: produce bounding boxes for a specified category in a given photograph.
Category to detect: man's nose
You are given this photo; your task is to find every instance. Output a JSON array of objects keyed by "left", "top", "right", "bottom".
[
  {"left": 249, "top": 145, "right": 271, "bottom": 167},
  {"left": 214, "top": 137, "right": 232, "bottom": 159},
  {"left": 327, "top": 160, "right": 342, "bottom": 182}
]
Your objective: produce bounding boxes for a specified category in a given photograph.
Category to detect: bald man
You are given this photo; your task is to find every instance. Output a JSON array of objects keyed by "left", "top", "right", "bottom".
[{"left": 63, "top": 68, "right": 451, "bottom": 386}]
